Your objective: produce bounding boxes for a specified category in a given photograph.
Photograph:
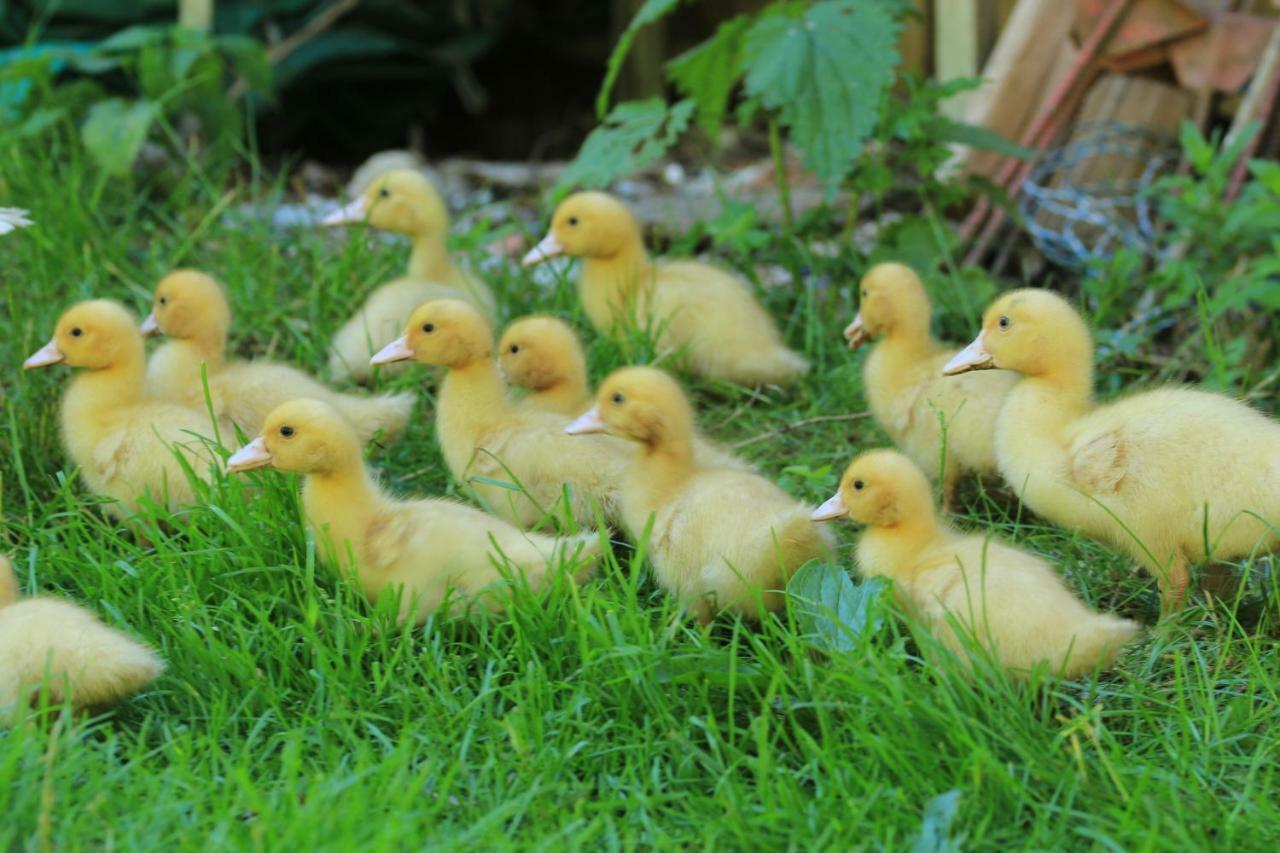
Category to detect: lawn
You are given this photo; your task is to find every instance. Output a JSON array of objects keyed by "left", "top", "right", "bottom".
[{"left": 2, "top": 150, "right": 1279, "bottom": 850}]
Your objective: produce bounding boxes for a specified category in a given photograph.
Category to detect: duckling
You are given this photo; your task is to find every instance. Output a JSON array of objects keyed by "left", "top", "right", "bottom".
[
  {"left": 371, "top": 300, "right": 631, "bottom": 529},
  {"left": 226, "top": 400, "right": 600, "bottom": 623},
  {"left": 523, "top": 191, "right": 807, "bottom": 386},
  {"left": 943, "top": 289, "right": 1280, "bottom": 614},
  {"left": 142, "top": 269, "right": 413, "bottom": 444},
  {"left": 844, "top": 263, "right": 1016, "bottom": 509},
  {"left": 565, "top": 366, "right": 834, "bottom": 623},
  {"left": 498, "top": 314, "right": 751, "bottom": 471},
  {"left": 322, "top": 169, "right": 498, "bottom": 382},
  {"left": 812, "top": 450, "right": 1139, "bottom": 678},
  {"left": 23, "top": 300, "right": 228, "bottom": 516},
  {"left": 1, "top": 554, "right": 164, "bottom": 724}
]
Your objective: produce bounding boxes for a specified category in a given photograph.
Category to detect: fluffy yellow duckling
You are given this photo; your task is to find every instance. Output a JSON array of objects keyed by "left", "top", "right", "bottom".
[
  {"left": 226, "top": 400, "right": 600, "bottom": 623},
  {"left": 944, "top": 289, "right": 1280, "bottom": 613},
  {"left": 523, "top": 191, "right": 807, "bottom": 386},
  {"left": 371, "top": 300, "right": 631, "bottom": 529},
  {"left": 24, "top": 300, "right": 227, "bottom": 515},
  {"left": 142, "top": 269, "right": 413, "bottom": 443},
  {"left": 498, "top": 314, "right": 750, "bottom": 471},
  {"left": 322, "top": 169, "right": 497, "bottom": 381},
  {"left": 1, "top": 554, "right": 164, "bottom": 723},
  {"left": 814, "top": 451, "right": 1138, "bottom": 677},
  {"left": 845, "top": 263, "right": 1016, "bottom": 509},
  {"left": 566, "top": 367, "right": 834, "bottom": 622}
]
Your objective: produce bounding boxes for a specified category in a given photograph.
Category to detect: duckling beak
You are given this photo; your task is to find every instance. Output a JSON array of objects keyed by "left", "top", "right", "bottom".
[
  {"left": 140, "top": 311, "right": 160, "bottom": 336},
  {"left": 226, "top": 436, "right": 273, "bottom": 473},
  {"left": 942, "top": 332, "right": 994, "bottom": 375},
  {"left": 811, "top": 493, "right": 848, "bottom": 522},
  {"left": 23, "top": 339, "right": 64, "bottom": 369},
  {"left": 321, "top": 196, "right": 368, "bottom": 227},
  {"left": 370, "top": 336, "right": 414, "bottom": 365},
  {"left": 843, "top": 313, "right": 868, "bottom": 349},
  {"left": 522, "top": 233, "right": 564, "bottom": 267},
  {"left": 565, "top": 406, "right": 606, "bottom": 435}
]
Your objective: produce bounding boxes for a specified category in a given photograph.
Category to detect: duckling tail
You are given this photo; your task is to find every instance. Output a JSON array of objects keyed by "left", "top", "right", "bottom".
[
  {"left": 1060, "top": 614, "right": 1141, "bottom": 677},
  {"left": 334, "top": 391, "right": 416, "bottom": 443},
  {"left": 731, "top": 345, "right": 810, "bottom": 387}
]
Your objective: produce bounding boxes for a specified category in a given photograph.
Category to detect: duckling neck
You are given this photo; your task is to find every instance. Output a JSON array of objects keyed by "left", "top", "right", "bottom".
[
  {"left": 438, "top": 360, "right": 515, "bottom": 470},
  {"left": 859, "top": 516, "right": 947, "bottom": 581},
  {"left": 302, "top": 462, "right": 383, "bottom": 569},
  {"left": 534, "top": 377, "right": 591, "bottom": 414},
  {"left": 625, "top": 435, "right": 695, "bottom": 514},
  {"left": 579, "top": 237, "right": 653, "bottom": 330},
  {"left": 408, "top": 232, "right": 457, "bottom": 282},
  {"left": 62, "top": 349, "right": 147, "bottom": 436}
]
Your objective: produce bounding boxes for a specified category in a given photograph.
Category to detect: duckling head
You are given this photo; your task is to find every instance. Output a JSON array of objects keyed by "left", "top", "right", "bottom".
[
  {"left": 142, "top": 269, "right": 231, "bottom": 341},
  {"left": 498, "top": 315, "right": 585, "bottom": 391},
  {"left": 24, "top": 300, "right": 143, "bottom": 371},
  {"left": 321, "top": 169, "right": 448, "bottom": 238},
  {"left": 226, "top": 398, "right": 360, "bottom": 476},
  {"left": 845, "top": 262, "right": 932, "bottom": 348},
  {"left": 566, "top": 366, "right": 692, "bottom": 447},
  {"left": 0, "top": 554, "right": 17, "bottom": 607},
  {"left": 812, "top": 449, "right": 934, "bottom": 527},
  {"left": 370, "top": 299, "right": 493, "bottom": 369},
  {"left": 523, "top": 191, "right": 639, "bottom": 266},
  {"left": 943, "top": 288, "right": 1092, "bottom": 378}
]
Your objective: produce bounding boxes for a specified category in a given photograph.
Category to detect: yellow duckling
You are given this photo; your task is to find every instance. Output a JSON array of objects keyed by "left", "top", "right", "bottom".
[
  {"left": 371, "top": 300, "right": 631, "bottom": 529},
  {"left": 498, "top": 314, "right": 751, "bottom": 471},
  {"left": 523, "top": 191, "right": 808, "bottom": 386},
  {"left": 142, "top": 269, "right": 413, "bottom": 443},
  {"left": 566, "top": 367, "right": 834, "bottom": 623},
  {"left": 944, "top": 289, "right": 1280, "bottom": 613},
  {"left": 226, "top": 400, "right": 600, "bottom": 623},
  {"left": 812, "top": 451, "right": 1138, "bottom": 677},
  {"left": 23, "top": 300, "right": 227, "bottom": 515},
  {"left": 1, "top": 554, "right": 164, "bottom": 723},
  {"left": 322, "top": 169, "right": 497, "bottom": 381},
  {"left": 845, "top": 263, "right": 1016, "bottom": 509}
]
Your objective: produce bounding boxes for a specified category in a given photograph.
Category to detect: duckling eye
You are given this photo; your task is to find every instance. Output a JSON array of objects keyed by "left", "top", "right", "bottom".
[
  {"left": 567, "top": 216, "right": 579, "bottom": 227},
  {"left": 998, "top": 315, "right": 1011, "bottom": 330},
  {"left": 159, "top": 296, "right": 167, "bottom": 305},
  {"left": 611, "top": 392, "right": 624, "bottom": 404},
  {"left": 422, "top": 323, "right": 435, "bottom": 333},
  {"left": 280, "top": 425, "right": 295, "bottom": 438},
  {"left": 70, "top": 327, "right": 83, "bottom": 337},
  {"left": 852, "top": 480, "right": 865, "bottom": 491},
  {"left": 509, "top": 344, "right": 520, "bottom": 354},
  {"left": 379, "top": 187, "right": 390, "bottom": 199},
  {"left": 861, "top": 289, "right": 867, "bottom": 298}
]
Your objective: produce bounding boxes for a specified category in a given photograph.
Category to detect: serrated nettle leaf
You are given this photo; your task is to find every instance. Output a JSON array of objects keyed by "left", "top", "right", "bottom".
[
  {"left": 788, "top": 562, "right": 885, "bottom": 653},
  {"left": 743, "top": 0, "right": 900, "bottom": 194},
  {"left": 559, "top": 98, "right": 694, "bottom": 191},
  {"left": 81, "top": 97, "right": 159, "bottom": 176},
  {"left": 596, "top": 0, "right": 684, "bottom": 117},
  {"left": 666, "top": 15, "right": 750, "bottom": 138}
]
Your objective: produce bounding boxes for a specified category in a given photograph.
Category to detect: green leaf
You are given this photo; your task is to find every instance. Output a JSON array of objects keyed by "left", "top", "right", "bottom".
[
  {"left": 596, "top": 0, "right": 683, "bottom": 118},
  {"left": 80, "top": 97, "right": 158, "bottom": 176},
  {"left": 666, "top": 15, "right": 750, "bottom": 138},
  {"left": 558, "top": 98, "right": 695, "bottom": 192},
  {"left": 787, "top": 563, "right": 885, "bottom": 653},
  {"left": 913, "top": 790, "right": 964, "bottom": 853},
  {"left": 743, "top": 0, "right": 900, "bottom": 193},
  {"left": 922, "top": 115, "right": 1037, "bottom": 160}
]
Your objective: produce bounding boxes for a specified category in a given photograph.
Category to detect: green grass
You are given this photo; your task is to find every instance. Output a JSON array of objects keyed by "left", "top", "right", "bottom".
[{"left": 2, "top": 145, "right": 1279, "bottom": 850}]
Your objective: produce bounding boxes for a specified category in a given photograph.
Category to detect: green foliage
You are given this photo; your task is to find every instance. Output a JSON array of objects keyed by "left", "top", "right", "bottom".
[
  {"left": 913, "top": 790, "right": 965, "bottom": 853},
  {"left": 595, "top": 0, "right": 684, "bottom": 118},
  {"left": 666, "top": 15, "right": 750, "bottom": 139},
  {"left": 555, "top": 98, "right": 694, "bottom": 192},
  {"left": 787, "top": 563, "right": 885, "bottom": 653},
  {"left": 80, "top": 97, "right": 160, "bottom": 176}
]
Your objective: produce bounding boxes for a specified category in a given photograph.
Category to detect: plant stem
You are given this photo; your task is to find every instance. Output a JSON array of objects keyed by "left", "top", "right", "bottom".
[{"left": 768, "top": 118, "right": 794, "bottom": 236}]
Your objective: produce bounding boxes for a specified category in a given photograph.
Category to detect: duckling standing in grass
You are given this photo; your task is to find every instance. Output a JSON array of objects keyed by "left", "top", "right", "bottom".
[
  {"left": 142, "top": 269, "right": 413, "bottom": 444},
  {"left": 227, "top": 400, "right": 600, "bottom": 623},
  {"left": 523, "top": 191, "right": 808, "bottom": 386},
  {"left": 23, "top": 300, "right": 228, "bottom": 516},
  {"left": 813, "top": 450, "right": 1139, "bottom": 678},
  {"left": 566, "top": 366, "right": 834, "bottom": 623},
  {"left": 322, "top": 169, "right": 497, "bottom": 382},
  {"left": 845, "top": 263, "right": 1016, "bottom": 510},
  {"left": 371, "top": 300, "right": 631, "bottom": 529},
  {"left": 498, "top": 314, "right": 751, "bottom": 471},
  {"left": 1, "top": 554, "right": 164, "bottom": 724},
  {"left": 944, "top": 289, "right": 1280, "bottom": 614}
]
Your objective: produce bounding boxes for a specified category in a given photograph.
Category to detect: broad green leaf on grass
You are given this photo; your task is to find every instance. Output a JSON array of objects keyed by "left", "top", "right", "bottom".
[
  {"left": 217, "top": 35, "right": 272, "bottom": 94},
  {"left": 912, "top": 790, "right": 965, "bottom": 853},
  {"left": 81, "top": 97, "right": 159, "bottom": 176},
  {"left": 666, "top": 15, "right": 750, "bottom": 138},
  {"left": 922, "top": 115, "right": 1038, "bottom": 161},
  {"left": 743, "top": 0, "right": 900, "bottom": 193},
  {"left": 788, "top": 563, "right": 885, "bottom": 653},
  {"left": 596, "top": 0, "right": 684, "bottom": 118},
  {"left": 558, "top": 98, "right": 695, "bottom": 192}
]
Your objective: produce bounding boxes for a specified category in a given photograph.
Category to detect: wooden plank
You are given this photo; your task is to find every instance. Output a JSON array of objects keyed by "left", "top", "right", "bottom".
[{"left": 935, "top": 0, "right": 981, "bottom": 117}]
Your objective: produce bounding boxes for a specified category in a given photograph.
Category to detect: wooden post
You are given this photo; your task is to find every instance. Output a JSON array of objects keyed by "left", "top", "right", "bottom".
[{"left": 179, "top": 0, "right": 213, "bottom": 32}]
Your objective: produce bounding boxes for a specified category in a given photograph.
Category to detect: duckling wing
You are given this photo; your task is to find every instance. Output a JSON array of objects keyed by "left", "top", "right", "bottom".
[{"left": 1068, "top": 429, "right": 1127, "bottom": 494}]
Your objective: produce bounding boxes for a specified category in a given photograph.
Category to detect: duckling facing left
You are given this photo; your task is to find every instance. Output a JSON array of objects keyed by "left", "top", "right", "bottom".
[
  {"left": 813, "top": 450, "right": 1139, "bottom": 678},
  {"left": 227, "top": 399, "right": 601, "bottom": 623},
  {"left": 1, "top": 554, "right": 164, "bottom": 724},
  {"left": 566, "top": 366, "right": 834, "bottom": 623},
  {"left": 24, "top": 300, "right": 229, "bottom": 516},
  {"left": 143, "top": 269, "right": 413, "bottom": 444}
]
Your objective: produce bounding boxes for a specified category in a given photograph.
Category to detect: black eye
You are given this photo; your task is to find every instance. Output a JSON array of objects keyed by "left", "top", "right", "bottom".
[
  {"left": 159, "top": 296, "right": 167, "bottom": 305},
  {"left": 861, "top": 289, "right": 867, "bottom": 298},
  {"left": 422, "top": 323, "right": 435, "bottom": 333},
  {"left": 853, "top": 480, "right": 864, "bottom": 491},
  {"left": 280, "top": 425, "right": 295, "bottom": 438},
  {"left": 70, "top": 327, "right": 83, "bottom": 337},
  {"left": 567, "top": 216, "right": 579, "bottom": 226},
  {"left": 509, "top": 344, "right": 519, "bottom": 354},
  {"left": 611, "top": 392, "right": 624, "bottom": 404},
  {"left": 379, "top": 187, "right": 390, "bottom": 198},
  {"left": 998, "top": 315, "right": 1011, "bottom": 330}
]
